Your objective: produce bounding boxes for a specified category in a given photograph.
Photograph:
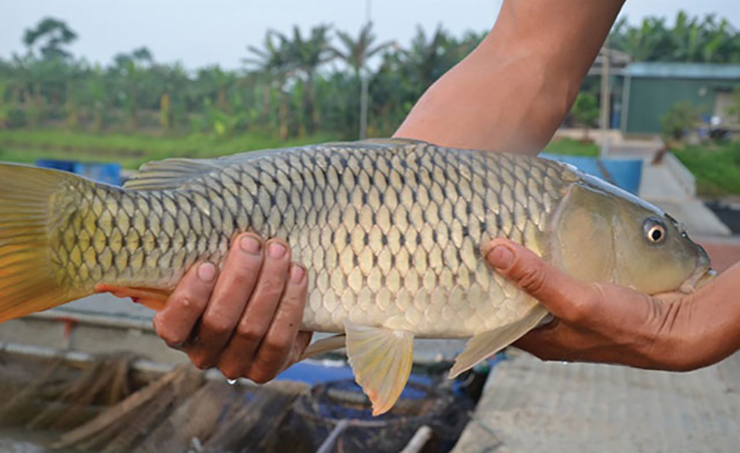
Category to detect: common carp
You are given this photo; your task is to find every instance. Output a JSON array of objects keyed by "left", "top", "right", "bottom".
[{"left": 0, "top": 139, "right": 713, "bottom": 415}]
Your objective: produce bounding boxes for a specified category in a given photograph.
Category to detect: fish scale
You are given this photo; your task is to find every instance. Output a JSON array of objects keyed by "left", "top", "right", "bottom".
[{"left": 43, "top": 140, "right": 568, "bottom": 338}]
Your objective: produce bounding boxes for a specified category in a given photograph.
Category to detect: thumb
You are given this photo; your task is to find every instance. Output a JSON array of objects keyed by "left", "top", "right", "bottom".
[{"left": 483, "top": 238, "right": 598, "bottom": 323}]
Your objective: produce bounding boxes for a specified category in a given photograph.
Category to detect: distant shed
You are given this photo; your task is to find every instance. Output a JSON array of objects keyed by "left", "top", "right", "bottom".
[{"left": 620, "top": 62, "right": 740, "bottom": 135}]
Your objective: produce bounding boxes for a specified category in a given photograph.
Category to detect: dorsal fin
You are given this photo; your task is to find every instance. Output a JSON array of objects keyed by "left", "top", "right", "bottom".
[
  {"left": 123, "top": 158, "right": 225, "bottom": 190},
  {"left": 321, "top": 138, "right": 425, "bottom": 149}
]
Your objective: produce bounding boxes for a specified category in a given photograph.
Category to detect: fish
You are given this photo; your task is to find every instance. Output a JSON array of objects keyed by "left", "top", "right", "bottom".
[{"left": 0, "top": 138, "right": 713, "bottom": 415}]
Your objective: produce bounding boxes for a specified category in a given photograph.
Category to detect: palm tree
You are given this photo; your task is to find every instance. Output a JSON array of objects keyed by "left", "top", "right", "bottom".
[
  {"left": 281, "top": 25, "right": 334, "bottom": 135},
  {"left": 332, "top": 22, "right": 394, "bottom": 139},
  {"left": 244, "top": 31, "right": 293, "bottom": 138},
  {"left": 609, "top": 17, "right": 672, "bottom": 62},
  {"left": 23, "top": 17, "right": 77, "bottom": 60},
  {"left": 404, "top": 25, "right": 455, "bottom": 90}
]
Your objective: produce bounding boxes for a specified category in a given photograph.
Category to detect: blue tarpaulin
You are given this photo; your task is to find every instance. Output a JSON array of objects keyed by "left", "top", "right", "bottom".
[
  {"left": 35, "top": 160, "right": 122, "bottom": 186},
  {"left": 542, "top": 154, "right": 643, "bottom": 195}
]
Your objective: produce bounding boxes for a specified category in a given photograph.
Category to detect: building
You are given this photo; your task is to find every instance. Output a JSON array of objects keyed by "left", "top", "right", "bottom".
[{"left": 620, "top": 62, "right": 740, "bottom": 136}]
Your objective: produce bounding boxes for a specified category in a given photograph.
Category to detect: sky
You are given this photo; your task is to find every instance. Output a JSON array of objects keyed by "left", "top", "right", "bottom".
[{"left": 1, "top": 0, "right": 739, "bottom": 70}]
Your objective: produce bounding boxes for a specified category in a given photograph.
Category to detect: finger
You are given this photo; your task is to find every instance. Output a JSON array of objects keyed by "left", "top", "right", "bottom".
[
  {"left": 288, "top": 331, "right": 314, "bottom": 367},
  {"left": 216, "top": 239, "right": 292, "bottom": 380},
  {"left": 483, "top": 238, "right": 600, "bottom": 324},
  {"left": 152, "top": 262, "right": 217, "bottom": 349},
  {"left": 186, "top": 234, "right": 264, "bottom": 369},
  {"left": 514, "top": 325, "right": 581, "bottom": 362},
  {"left": 247, "top": 263, "right": 308, "bottom": 383}
]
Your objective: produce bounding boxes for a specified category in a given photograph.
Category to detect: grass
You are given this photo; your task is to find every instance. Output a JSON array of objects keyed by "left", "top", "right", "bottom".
[
  {"left": 543, "top": 137, "right": 599, "bottom": 157},
  {"left": 673, "top": 141, "right": 740, "bottom": 198},
  {"left": 0, "top": 129, "right": 340, "bottom": 169}
]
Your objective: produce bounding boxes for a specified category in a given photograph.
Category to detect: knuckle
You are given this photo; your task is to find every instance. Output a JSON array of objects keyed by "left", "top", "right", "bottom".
[
  {"left": 202, "top": 315, "right": 232, "bottom": 336},
  {"left": 568, "top": 301, "right": 593, "bottom": 323},
  {"left": 262, "top": 336, "right": 291, "bottom": 357},
  {"left": 247, "top": 368, "right": 273, "bottom": 384},
  {"left": 517, "top": 265, "right": 547, "bottom": 295},
  {"left": 153, "top": 317, "right": 184, "bottom": 347},
  {"left": 189, "top": 353, "right": 212, "bottom": 370},
  {"left": 237, "top": 324, "right": 265, "bottom": 343},
  {"left": 567, "top": 285, "right": 602, "bottom": 323},
  {"left": 220, "top": 365, "right": 244, "bottom": 381}
]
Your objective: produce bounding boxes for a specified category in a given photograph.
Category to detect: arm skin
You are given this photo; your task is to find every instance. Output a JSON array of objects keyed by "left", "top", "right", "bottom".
[{"left": 395, "top": 0, "right": 625, "bottom": 154}]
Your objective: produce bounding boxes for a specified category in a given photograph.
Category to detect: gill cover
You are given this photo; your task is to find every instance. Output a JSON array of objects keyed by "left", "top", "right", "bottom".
[{"left": 550, "top": 176, "right": 709, "bottom": 295}]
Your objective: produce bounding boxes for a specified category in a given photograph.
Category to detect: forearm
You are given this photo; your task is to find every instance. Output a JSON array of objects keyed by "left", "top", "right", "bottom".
[{"left": 394, "top": 0, "right": 624, "bottom": 154}]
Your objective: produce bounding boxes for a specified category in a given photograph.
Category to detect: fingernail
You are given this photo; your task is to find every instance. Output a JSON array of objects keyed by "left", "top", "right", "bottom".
[
  {"left": 487, "top": 245, "right": 514, "bottom": 270},
  {"left": 240, "top": 235, "right": 261, "bottom": 254},
  {"left": 291, "top": 264, "right": 305, "bottom": 283},
  {"left": 198, "top": 262, "right": 216, "bottom": 282},
  {"left": 268, "top": 242, "right": 287, "bottom": 259}
]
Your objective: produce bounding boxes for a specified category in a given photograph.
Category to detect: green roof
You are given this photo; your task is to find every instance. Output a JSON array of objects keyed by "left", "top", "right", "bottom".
[{"left": 625, "top": 62, "right": 740, "bottom": 80}]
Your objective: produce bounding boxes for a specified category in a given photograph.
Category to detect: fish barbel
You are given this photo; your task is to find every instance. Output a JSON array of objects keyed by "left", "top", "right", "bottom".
[{"left": 0, "top": 139, "right": 712, "bottom": 414}]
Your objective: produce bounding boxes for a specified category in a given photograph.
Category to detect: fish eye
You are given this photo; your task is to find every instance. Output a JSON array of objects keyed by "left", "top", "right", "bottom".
[{"left": 644, "top": 218, "right": 667, "bottom": 244}]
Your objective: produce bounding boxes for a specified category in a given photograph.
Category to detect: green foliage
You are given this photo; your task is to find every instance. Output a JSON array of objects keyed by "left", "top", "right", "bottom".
[
  {"left": 726, "top": 85, "right": 740, "bottom": 120},
  {"left": 543, "top": 138, "right": 599, "bottom": 157},
  {"left": 570, "top": 93, "right": 599, "bottom": 128},
  {"left": 660, "top": 101, "right": 705, "bottom": 141},
  {"left": 23, "top": 17, "right": 78, "bottom": 60},
  {"left": 3, "top": 12, "right": 739, "bottom": 145},
  {"left": 674, "top": 142, "right": 740, "bottom": 196},
  {"left": 0, "top": 129, "right": 338, "bottom": 169},
  {"left": 610, "top": 11, "right": 740, "bottom": 63}
]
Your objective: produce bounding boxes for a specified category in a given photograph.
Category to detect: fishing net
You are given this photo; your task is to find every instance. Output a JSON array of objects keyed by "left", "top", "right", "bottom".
[{"left": 283, "top": 378, "right": 474, "bottom": 453}]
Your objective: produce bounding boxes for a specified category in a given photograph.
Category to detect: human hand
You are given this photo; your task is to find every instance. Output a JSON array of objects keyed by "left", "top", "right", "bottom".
[
  {"left": 152, "top": 233, "right": 311, "bottom": 383},
  {"left": 482, "top": 238, "right": 708, "bottom": 371}
]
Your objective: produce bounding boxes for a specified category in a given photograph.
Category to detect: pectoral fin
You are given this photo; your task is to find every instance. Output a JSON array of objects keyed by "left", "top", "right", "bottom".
[
  {"left": 449, "top": 305, "right": 549, "bottom": 378},
  {"left": 344, "top": 321, "right": 414, "bottom": 416}
]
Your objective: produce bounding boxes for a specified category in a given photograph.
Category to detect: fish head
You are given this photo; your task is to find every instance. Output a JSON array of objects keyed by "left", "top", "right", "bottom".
[{"left": 551, "top": 174, "right": 713, "bottom": 295}]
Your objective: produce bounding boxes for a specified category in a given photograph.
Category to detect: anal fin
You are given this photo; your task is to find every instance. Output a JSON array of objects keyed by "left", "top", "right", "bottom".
[
  {"left": 344, "top": 321, "right": 414, "bottom": 416},
  {"left": 95, "top": 285, "right": 170, "bottom": 312},
  {"left": 449, "top": 305, "right": 549, "bottom": 378}
]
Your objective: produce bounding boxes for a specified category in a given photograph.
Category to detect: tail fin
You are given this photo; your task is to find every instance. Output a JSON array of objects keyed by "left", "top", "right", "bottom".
[{"left": 0, "top": 163, "right": 82, "bottom": 323}]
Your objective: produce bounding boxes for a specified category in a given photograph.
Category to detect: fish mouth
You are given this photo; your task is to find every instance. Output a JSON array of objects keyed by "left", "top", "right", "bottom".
[{"left": 679, "top": 267, "right": 717, "bottom": 294}]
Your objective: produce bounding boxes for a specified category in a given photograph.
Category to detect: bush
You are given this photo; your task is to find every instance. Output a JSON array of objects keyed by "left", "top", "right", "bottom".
[
  {"left": 660, "top": 101, "right": 704, "bottom": 142},
  {"left": 6, "top": 108, "right": 27, "bottom": 129}
]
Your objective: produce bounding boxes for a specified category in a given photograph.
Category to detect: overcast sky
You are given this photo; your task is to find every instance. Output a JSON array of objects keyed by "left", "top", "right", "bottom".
[{"left": 1, "top": 0, "right": 739, "bottom": 70}]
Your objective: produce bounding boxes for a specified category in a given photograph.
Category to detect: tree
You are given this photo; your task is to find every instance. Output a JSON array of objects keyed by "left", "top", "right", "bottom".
[
  {"left": 281, "top": 25, "right": 334, "bottom": 135},
  {"left": 23, "top": 18, "right": 78, "bottom": 60},
  {"left": 244, "top": 32, "right": 293, "bottom": 138},
  {"left": 660, "top": 100, "right": 704, "bottom": 142},
  {"left": 112, "top": 47, "right": 154, "bottom": 130},
  {"left": 332, "top": 23, "right": 395, "bottom": 139},
  {"left": 610, "top": 12, "right": 740, "bottom": 63},
  {"left": 726, "top": 85, "right": 740, "bottom": 121},
  {"left": 570, "top": 92, "right": 599, "bottom": 141}
]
